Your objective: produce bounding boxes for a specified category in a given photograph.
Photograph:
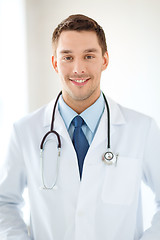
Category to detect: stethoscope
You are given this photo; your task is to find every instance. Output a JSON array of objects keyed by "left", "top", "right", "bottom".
[{"left": 40, "top": 91, "right": 118, "bottom": 190}]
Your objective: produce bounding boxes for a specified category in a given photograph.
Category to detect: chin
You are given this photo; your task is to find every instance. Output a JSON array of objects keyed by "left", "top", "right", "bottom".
[{"left": 71, "top": 91, "right": 96, "bottom": 102}]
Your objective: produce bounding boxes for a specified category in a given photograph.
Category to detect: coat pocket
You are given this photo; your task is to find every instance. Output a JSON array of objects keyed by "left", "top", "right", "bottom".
[{"left": 101, "top": 156, "right": 142, "bottom": 205}]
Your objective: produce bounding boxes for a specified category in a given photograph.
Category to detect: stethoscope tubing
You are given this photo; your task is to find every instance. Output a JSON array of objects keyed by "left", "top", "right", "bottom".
[
  {"left": 40, "top": 91, "right": 62, "bottom": 150},
  {"left": 40, "top": 91, "right": 110, "bottom": 151},
  {"left": 102, "top": 92, "right": 110, "bottom": 149}
]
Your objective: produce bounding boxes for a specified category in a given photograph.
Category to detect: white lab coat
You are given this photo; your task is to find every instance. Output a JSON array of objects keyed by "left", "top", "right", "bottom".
[{"left": 0, "top": 97, "right": 160, "bottom": 240}]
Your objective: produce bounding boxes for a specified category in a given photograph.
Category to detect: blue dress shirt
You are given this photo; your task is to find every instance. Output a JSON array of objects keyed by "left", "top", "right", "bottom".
[{"left": 58, "top": 92, "right": 105, "bottom": 145}]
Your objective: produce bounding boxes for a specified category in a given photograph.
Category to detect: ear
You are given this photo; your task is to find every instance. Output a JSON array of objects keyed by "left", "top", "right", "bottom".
[
  {"left": 52, "top": 55, "right": 58, "bottom": 73},
  {"left": 102, "top": 51, "right": 109, "bottom": 71}
]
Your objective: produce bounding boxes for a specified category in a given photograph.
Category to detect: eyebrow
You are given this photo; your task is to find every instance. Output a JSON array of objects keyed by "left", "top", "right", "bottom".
[
  {"left": 59, "top": 48, "right": 98, "bottom": 54},
  {"left": 83, "top": 48, "right": 98, "bottom": 53},
  {"left": 59, "top": 50, "right": 73, "bottom": 54}
]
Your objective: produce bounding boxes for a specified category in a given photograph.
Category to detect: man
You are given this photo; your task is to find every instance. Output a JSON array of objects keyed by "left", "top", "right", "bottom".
[{"left": 0, "top": 14, "right": 160, "bottom": 240}]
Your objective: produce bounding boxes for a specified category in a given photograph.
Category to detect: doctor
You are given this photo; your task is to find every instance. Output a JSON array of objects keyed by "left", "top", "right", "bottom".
[{"left": 0, "top": 14, "right": 160, "bottom": 240}]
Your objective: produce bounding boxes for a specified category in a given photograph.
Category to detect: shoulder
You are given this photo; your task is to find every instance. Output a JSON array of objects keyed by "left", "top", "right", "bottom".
[
  {"left": 107, "top": 97, "right": 153, "bottom": 128},
  {"left": 119, "top": 103, "right": 151, "bottom": 123},
  {"left": 14, "top": 99, "right": 55, "bottom": 130}
]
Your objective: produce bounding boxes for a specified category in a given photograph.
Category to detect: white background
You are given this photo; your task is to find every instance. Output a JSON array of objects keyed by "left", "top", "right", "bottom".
[{"left": 0, "top": 0, "right": 160, "bottom": 231}]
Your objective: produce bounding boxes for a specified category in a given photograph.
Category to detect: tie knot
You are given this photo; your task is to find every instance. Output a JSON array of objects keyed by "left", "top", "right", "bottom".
[{"left": 72, "top": 115, "right": 84, "bottom": 128}]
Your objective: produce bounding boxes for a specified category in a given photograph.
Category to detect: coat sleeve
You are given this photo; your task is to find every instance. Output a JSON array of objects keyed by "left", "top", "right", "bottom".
[
  {"left": 0, "top": 125, "right": 31, "bottom": 240},
  {"left": 141, "top": 119, "right": 160, "bottom": 240}
]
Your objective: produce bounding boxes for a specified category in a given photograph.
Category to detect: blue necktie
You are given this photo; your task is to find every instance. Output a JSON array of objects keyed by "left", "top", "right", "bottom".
[{"left": 72, "top": 116, "right": 89, "bottom": 179}]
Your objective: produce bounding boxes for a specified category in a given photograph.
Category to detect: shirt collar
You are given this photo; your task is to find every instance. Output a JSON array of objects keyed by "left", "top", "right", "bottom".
[
  {"left": 58, "top": 92, "right": 105, "bottom": 133},
  {"left": 80, "top": 93, "right": 104, "bottom": 133},
  {"left": 58, "top": 95, "right": 77, "bottom": 130}
]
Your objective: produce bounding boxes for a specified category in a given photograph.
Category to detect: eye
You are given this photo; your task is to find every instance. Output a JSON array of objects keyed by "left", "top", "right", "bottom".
[
  {"left": 63, "top": 56, "right": 73, "bottom": 61},
  {"left": 85, "top": 55, "right": 94, "bottom": 60}
]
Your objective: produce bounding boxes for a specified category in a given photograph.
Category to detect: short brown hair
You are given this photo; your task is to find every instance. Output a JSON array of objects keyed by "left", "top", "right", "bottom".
[{"left": 52, "top": 14, "right": 107, "bottom": 56}]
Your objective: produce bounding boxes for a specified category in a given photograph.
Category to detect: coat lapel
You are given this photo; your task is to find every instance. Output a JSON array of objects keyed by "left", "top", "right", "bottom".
[
  {"left": 84, "top": 97, "right": 126, "bottom": 166},
  {"left": 89, "top": 96, "right": 126, "bottom": 149},
  {"left": 43, "top": 98, "right": 77, "bottom": 163},
  {"left": 108, "top": 97, "right": 126, "bottom": 135}
]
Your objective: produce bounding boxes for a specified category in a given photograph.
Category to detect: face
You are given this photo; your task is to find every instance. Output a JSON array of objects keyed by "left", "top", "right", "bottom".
[{"left": 52, "top": 30, "right": 109, "bottom": 110}]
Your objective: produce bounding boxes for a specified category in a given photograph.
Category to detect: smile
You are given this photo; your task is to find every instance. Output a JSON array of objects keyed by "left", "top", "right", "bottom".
[
  {"left": 69, "top": 78, "right": 90, "bottom": 86},
  {"left": 72, "top": 79, "right": 87, "bottom": 83},
  {"left": 69, "top": 77, "right": 90, "bottom": 83}
]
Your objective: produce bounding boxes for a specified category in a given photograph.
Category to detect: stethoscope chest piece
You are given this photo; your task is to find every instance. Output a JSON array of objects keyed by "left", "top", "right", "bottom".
[{"left": 103, "top": 149, "right": 118, "bottom": 166}]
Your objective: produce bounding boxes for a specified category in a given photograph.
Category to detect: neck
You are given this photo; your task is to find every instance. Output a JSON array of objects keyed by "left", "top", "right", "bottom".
[{"left": 62, "top": 90, "right": 101, "bottom": 114}]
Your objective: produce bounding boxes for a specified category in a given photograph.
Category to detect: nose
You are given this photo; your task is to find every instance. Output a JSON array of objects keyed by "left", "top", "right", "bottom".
[{"left": 73, "top": 59, "right": 85, "bottom": 74}]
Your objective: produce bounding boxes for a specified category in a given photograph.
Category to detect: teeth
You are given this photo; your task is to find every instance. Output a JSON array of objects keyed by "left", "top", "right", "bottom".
[{"left": 74, "top": 79, "right": 86, "bottom": 83}]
